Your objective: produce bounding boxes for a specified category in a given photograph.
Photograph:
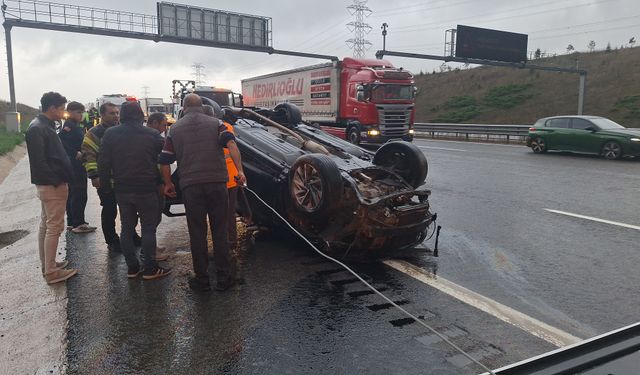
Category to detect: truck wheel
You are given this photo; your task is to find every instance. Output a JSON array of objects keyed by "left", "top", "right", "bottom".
[
  {"left": 274, "top": 103, "right": 302, "bottom": 128},
  {"left": 348, "top": 126, "right": 361, "bottom": 145},
  {"left": 373, "top": 141, "right": 428, "bottom": 188},
  {"left": 289, "top": 154, "right": 342, "bottom": 219}
]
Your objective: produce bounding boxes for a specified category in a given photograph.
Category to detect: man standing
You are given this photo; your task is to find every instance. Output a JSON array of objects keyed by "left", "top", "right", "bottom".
[
  {"left": 59, "top": 101, "right": 96, "bottom": 234},
  {"left": 203, "top": 104, "right": 240, "bottom": 250},
  {"left": 160, "top": 94, "right": 246, "bottom": 292},
  {"left": 25, "top": 92, "right": 78, "bottom": 284},
  {"left": 145, "top": 112, "right": 170, "bottom": 262},
  {"left": 82, "top": 102, "right": 140, "bottom": 252},
  {"left": 98, "top": 102, "right": 170, "bottom": 280}
]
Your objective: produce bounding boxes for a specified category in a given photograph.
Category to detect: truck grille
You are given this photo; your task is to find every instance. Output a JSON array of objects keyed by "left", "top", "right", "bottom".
[{"left": 377, "top": 105, "right": 413, "bottom": 137}]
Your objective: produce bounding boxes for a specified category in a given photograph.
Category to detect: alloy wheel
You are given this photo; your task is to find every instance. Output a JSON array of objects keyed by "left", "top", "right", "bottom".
[
  {"left": 531, "top": 138, "right": 546, "bottom": 153},
  {"left": 292, "top": 163, "right": 323, "bottom": 211},
  {"left": 602, "top": 142, "right": 622, "bottom": 160}
]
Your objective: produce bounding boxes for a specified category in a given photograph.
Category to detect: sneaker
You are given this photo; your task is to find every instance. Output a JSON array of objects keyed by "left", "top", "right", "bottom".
[
  {"left": 71, "top": 224, "right": 97, "bottom": 234},
  {"left": 81, "top": 222, "right": 97, "bottom": 231},
  {"left": 127, "top": 266, "right": 143, "bottom": 279},
  {"left": 155, "top": 251, "right": 169, "bottom": 262},
  {"left": 188, "top": 277, "right": 212, "bottom": 292},
  {"left": 142, "top": 267, "right": 171, "bottom": 280},
  {"left": 45, "top": 268, "right": 78, "bottom": 284},
  {"left": 41, "top": 260, "right": 70, "bottom": 276}
]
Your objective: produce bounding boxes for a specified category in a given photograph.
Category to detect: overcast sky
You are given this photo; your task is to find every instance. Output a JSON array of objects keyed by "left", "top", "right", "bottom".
[{"left": 1, "top": 0, "right": 637, "bottom": 108}]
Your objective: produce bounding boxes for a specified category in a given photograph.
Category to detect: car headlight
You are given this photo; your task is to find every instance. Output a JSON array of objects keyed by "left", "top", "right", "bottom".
[
  {"left": 630, "top": 137, "right": 640, "bottom": 142},
  {"left": 368, "top": 129, "right": 380, "bottom": 136}
]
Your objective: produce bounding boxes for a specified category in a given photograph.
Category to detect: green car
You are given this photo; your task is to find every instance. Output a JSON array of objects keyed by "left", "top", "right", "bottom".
[{"left": 526, "top": 116, "right": 640, "bottom": 159}]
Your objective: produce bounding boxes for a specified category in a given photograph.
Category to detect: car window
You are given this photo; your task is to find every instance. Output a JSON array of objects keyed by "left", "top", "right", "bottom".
[
  {"left": 571, "top": 118, "right": 593, "bottom": 130},
  {"left": 546, "top": 118, "right": 570, "bottom": 128}
]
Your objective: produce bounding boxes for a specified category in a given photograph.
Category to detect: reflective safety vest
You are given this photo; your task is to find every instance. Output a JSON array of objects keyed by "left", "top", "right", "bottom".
[{"left": 223, "top": 121, "right": 238, "bottom": 189}]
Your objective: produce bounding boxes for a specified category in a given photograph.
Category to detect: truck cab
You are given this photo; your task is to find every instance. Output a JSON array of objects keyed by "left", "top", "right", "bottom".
[{"left": 341, "top": 58, "right": 416, "bottom": 143}]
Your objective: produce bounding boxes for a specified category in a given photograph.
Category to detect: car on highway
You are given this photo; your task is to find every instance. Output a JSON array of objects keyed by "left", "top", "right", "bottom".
[
  {"left": 164, "top": 101, "right": 435, "bottom": 256},
  {"left": 526, "top": 115, "right": 640, "bottom": 159}
]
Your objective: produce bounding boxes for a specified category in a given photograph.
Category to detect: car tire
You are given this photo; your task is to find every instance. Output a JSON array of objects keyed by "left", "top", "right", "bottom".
[
  {"left": 531, "top": 137, "right": 547, "bottom": 153},
  {"left": 274, "top": 103, "right": 302, "bottom": 128},
  {"left": 289, "top": 154, "right": 342, "bottom": 219},
  {"left": 601, "top": 141, "right": 623, "bottom": 160},
  {"left": 348, "top": 126, "right": 361, "bottom": 145},
  {"left": 373, "top": 141, "right": 428, "bottom": 188}
]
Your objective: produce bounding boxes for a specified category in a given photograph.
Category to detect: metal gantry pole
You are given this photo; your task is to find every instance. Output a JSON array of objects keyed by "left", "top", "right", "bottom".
[{"left": 4, "top": 23, "right": 17, "bottom": 112}]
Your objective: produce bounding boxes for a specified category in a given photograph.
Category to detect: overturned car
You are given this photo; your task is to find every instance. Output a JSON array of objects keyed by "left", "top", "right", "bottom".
[{"left": 165, "top": 102, "right": 435, "bottom": 255}]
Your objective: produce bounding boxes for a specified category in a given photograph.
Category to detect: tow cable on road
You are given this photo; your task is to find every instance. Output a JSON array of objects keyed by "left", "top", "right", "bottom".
[{"left": 242, "top": 186, "right": 496, "bottom": 375}]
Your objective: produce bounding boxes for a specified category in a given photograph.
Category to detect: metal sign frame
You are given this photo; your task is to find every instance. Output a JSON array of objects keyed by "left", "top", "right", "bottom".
[{"left": 1, "top": 0, "right": 338, "bottom": 113}]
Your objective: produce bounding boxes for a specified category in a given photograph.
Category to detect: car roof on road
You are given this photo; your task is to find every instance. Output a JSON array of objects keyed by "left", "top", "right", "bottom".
[{"left": 538, "top": 115, "right": 604, "bottom": 121}]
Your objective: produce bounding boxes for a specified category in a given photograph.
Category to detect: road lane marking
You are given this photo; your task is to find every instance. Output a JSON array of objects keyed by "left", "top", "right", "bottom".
[
  {"left": 544, "top": 209, "right": 640, "bottom": 231},
  {"left": 382, "top": 259, "right": 582, "bottom": 347},
  {"left": 417, "top": 146, "right": 468, "bottom": 152}
]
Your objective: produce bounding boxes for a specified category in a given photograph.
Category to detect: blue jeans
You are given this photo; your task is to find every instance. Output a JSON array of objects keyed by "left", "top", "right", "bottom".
[{"left": 116, "top": 191, "right": 159, "bottom": 271}]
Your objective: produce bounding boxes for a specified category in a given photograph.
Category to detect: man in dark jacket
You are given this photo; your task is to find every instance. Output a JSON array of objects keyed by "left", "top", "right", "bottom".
[
  {"left": 160, "top": 94, "right": 246, "bottom": 292},
  {"left": 98, "top": 102, "right": 170, "bottom": 280},
  {"left": 82, "top": 103, "right": 140, "bottom": 252},
  {"left": 59, "top": 101, "right": 96, "bottom": 233},
  {"left": 25, "top": 92, "right": 78, "bottom": 284}
]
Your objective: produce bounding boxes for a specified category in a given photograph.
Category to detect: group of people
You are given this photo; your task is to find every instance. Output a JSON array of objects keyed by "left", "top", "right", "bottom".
[{"left": 26, "top": 91, "right": 246, "bottom": 292}]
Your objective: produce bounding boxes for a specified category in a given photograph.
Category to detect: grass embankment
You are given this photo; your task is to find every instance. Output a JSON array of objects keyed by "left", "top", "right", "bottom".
[
  {"left": 414, "top": 47, "right": 640, "bottom": 127},
  {"left": 0, "top": 129, "right": 25, "bottom": 156},
  {"left": 0, "top": 100, "right": 39, "bottom": 155}
]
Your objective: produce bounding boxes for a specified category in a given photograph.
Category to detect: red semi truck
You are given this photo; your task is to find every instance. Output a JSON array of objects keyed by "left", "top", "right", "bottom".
[{"left": 241, "top": 58, "right": 417, "bottom": 144}]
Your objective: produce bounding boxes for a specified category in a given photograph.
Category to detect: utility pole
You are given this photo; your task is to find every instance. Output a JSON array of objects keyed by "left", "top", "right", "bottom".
[
  {"left": 191, "top": 63, "right": 206, "bottom": 86},
  {"left": 141, "top": 86, "right": 150, "bottom": 98},
  {"left": 345, "top": 0, "right": 372, "bottom": 58}
]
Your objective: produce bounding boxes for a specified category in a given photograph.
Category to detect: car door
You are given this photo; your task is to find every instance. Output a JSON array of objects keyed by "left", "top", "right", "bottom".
[
  {"left": 544, "top": 118, "right": 572, "bottom": 150},
  {"left": 568, "top": 118, "right": 601, "bottom": 154}
]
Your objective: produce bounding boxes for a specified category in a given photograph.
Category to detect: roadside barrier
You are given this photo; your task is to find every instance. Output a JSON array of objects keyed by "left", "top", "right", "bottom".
[{"left": 414, "top": 123, "right": 530, "bottom": 143}]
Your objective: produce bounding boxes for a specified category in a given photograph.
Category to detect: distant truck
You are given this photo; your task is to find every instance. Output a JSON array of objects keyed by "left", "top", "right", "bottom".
[
  {"left": 96, "top": 94, "right": 137, "bottom": 109},
  {"left": 138, "top": 97, "right": 166, "bottom": 120},
  {"left": 171, "top": 80, "right": 243, "bottom": 119},
  {"left": 241, "top": 58, "right": 417, "bottom": 144}
]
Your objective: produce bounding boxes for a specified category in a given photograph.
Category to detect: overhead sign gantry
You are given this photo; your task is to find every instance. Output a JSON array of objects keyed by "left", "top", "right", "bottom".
[{"left": 1, "top": 0, "right": 339, "bottom": 128}]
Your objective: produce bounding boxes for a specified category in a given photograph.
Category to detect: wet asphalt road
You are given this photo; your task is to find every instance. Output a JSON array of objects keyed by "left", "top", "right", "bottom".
[{"left": 63, "top": 140, "right": 639, "bottom": 374}]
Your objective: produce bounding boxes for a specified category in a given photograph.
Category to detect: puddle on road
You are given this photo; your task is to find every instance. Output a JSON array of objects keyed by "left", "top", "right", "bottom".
[{"left": 0, "top": 229, "right": 29, "bottom": 250}]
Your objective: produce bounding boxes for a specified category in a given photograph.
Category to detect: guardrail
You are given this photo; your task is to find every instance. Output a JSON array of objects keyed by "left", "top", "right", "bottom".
[{"left": 413, "top": 123, "right": 530, "bottom": 143}]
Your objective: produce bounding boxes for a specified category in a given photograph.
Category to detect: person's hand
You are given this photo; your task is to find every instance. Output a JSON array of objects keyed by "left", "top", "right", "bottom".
[
  {"left": 91, "top": 177, "right": 100, "bottom": 189},
  {"left": 75, "top": 151, "right": 82, "bottom": 161},
  {"left": 164, "top": 182, "right": 177, "bottom": 198},
  {"left": 235, "top": 172, "right": 247, "bottom": 187}
]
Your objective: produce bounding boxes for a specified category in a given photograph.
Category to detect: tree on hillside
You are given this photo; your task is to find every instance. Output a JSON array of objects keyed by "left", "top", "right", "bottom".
[
  {"left": 588, "top": 40, "right": 596, "bottom": 52},
  {"left": 534, "top": 48, "right": 542, "bottom": 59},
  {"left": 605, "top": 42, "right": 612, "bottom": 52},
  {"left": 566, "top": 44, "right": 575, "bottom": 53},
  {"left": 630, "top": 37, "right": 636, "bottom": 47}
]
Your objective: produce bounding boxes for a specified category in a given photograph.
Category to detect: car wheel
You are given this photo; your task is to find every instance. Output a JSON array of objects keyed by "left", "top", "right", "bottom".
[
  {"left": 531, "top": 137, "right": 547, "bottom": 153},
  {"left": 348, "top": 126, "right": 361, "bottom": 145},
  {"left": 290, "top": 154, "right": 342, "bottom": 218},
  {"left": 373, "top": 141, "right": 428, "bottom": 188},
  {"left": 274, "top": 103, "right": 302, "bottom": 128},
  {"left": 601, "top": 141, "right": 623, "bottom": 160}
]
